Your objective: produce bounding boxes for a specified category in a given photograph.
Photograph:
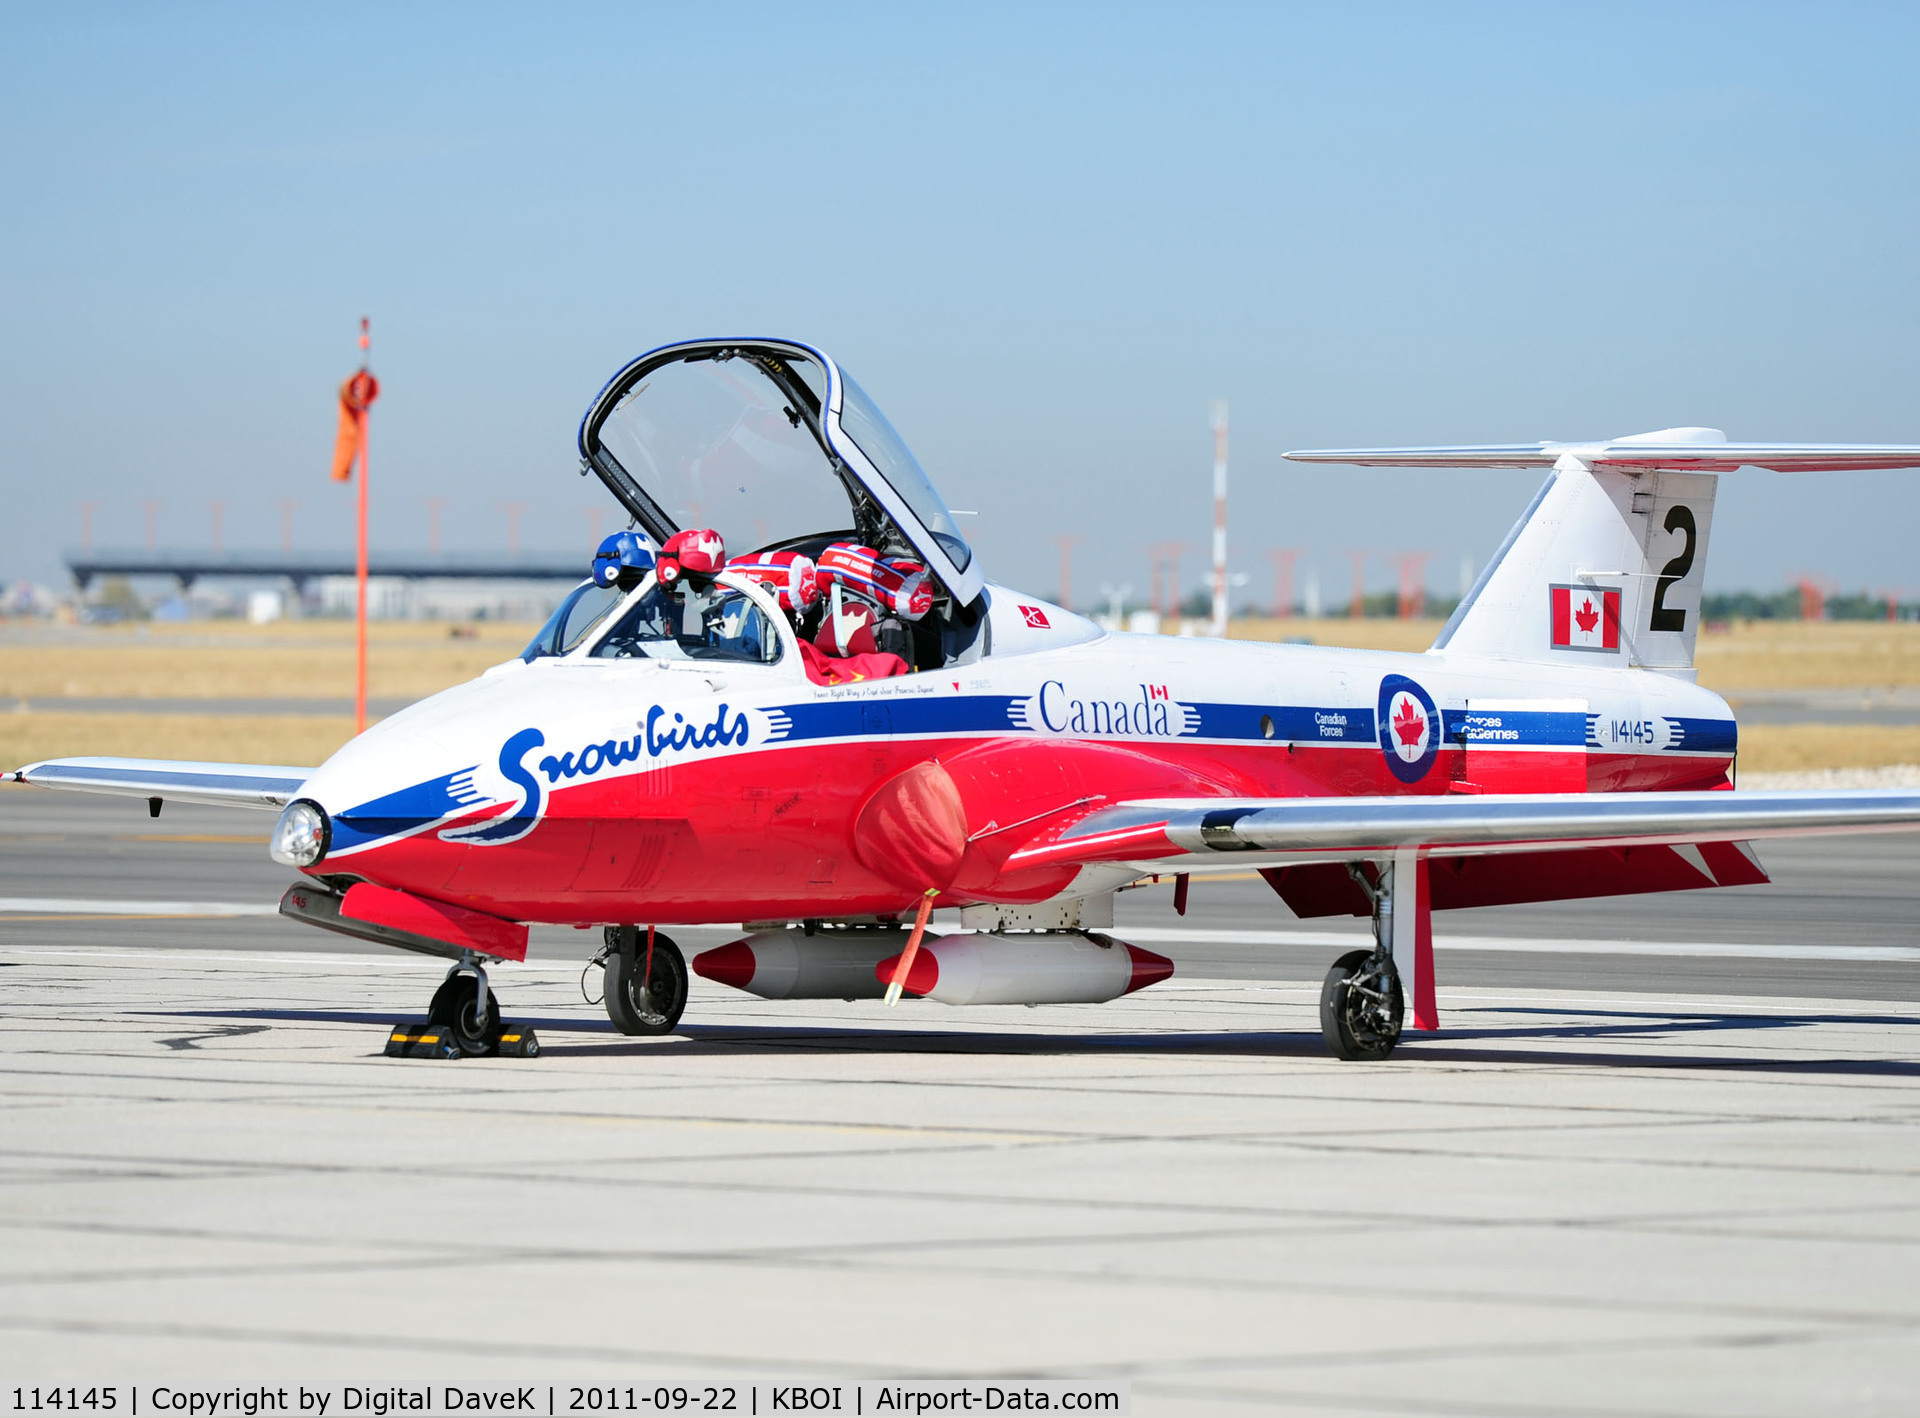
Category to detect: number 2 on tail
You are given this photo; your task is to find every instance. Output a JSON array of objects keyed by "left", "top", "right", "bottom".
[{"left": 1648, "top": 505, "right": 1696, "bottom": 633}]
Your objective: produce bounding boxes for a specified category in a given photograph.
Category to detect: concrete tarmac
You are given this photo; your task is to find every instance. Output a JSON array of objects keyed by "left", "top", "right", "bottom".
[{"left": 2, "top": 789, "right": 1918, "bottom": 1413}]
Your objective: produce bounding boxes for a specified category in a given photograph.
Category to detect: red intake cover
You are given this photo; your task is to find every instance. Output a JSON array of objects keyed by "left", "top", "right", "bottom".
[{"left": 853, "top": 759, "right": 970, "bottom": 891}]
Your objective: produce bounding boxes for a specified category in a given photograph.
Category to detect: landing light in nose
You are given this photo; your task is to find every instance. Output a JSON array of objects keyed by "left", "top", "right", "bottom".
[{"left": 270, "top": 799, "right": 331, "bottom": 867}]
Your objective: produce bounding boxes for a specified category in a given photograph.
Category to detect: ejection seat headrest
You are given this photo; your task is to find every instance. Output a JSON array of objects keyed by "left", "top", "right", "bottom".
[{"left": 815, "top": 595, "right": 882, "bottom": 657}]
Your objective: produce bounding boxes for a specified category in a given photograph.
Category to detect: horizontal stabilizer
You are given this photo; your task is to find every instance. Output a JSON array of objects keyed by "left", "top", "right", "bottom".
[
  {"left": 1285, "top": 427, "right": 1920, "bottom": 473},
  {"left": 12, "top": 757, "right": 311, "bottom": 810}
]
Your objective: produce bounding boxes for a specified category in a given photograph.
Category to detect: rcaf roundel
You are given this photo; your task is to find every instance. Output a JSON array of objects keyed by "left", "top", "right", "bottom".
[
  {"left": 1377, "top": 674, "right": 1439, "bottom": 784},
  {"left": 1550, "top": 584, "right": 1622, "bottom": 653}
]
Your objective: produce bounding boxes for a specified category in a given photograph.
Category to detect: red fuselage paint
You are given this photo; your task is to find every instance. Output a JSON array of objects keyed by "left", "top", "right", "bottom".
[{"left": 309, "top": 735, "right": 1732, "bottom": 927}]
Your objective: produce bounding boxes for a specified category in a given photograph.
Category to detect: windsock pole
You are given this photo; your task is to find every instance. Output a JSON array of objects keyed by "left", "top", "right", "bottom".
[{"left": 354, "top": 318, "right": 371, "bottom": 734}]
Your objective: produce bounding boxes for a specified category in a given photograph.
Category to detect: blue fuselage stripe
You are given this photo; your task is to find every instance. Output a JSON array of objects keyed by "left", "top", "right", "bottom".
[
  {"left": 1669, "top": 717, "right": 1739, "bottom": 754},
  {"left": 772, "top": 696, "right": 1023, "bottom": 740},
  {"left": 327, "top": 695, "right": 1740, "bottom": 853}
]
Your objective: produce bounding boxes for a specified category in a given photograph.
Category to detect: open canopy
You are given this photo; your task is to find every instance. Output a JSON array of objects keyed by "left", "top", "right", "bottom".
[{"left": 578, "top": 339, "right": 981, "bottom": 606}]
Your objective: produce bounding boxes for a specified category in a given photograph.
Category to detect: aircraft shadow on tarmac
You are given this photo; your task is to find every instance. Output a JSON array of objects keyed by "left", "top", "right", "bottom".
[{"left": 142, "top": 1007, "right": 1920, "bottom": 1076}]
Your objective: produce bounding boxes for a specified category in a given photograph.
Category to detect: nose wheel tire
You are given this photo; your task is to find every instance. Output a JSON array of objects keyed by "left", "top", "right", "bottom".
[
  {"left": 606, "top": 931, "right": 689, "bottom": 1036},
  {"left": 427, "top": 972, "right": 504, "bottom": 1058},
  {"left": 1320, "top": 948, "right": 1403, "bottom": 1061}
]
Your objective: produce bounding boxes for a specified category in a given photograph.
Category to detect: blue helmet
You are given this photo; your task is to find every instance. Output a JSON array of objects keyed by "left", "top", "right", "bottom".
[{"left": 591, "top": 529, "right": 657, "bottom": 589}]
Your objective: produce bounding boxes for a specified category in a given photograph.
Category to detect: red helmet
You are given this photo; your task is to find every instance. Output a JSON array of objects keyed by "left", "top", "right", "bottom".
[{"left": 656, "top": 528, "right": 725, "bottom": 584}]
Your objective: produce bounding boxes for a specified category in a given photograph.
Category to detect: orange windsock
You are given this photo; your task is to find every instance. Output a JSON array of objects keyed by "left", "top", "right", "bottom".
[{"left": 330, "top": 369, "right": 380, "bottom": 482}]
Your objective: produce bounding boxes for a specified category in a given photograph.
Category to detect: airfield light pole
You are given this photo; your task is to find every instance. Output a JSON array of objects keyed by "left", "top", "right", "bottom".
[
  {"left": 1208, "top": 401, "right": 1229, "bottom": 637},
  {"left": 1147, "top": 542, "right": 1192, "bottom": 620},
  {"left": 1265, "top": 547, "right": 1300, "bottom": 620},
  {"left": 1796, "top": 574, "right": 1835, "bottom": 621},
  {"left": 1346, "top": 549, "right": 1368, "bottom": 619},
  {"left": 1053, "top": 534, "right": 1081, "bottom": 611},
  {"left": 1393, "top": 551, "right": 1432, "bottom": 619},
  {"left": 503, "top": 502, "right": 527, "bottom": 558}
]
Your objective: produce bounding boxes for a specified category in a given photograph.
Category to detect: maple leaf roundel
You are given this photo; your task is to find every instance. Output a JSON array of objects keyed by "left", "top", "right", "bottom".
[{"left": 1376, "top": 674, "right": 1441, "bottom": 784}]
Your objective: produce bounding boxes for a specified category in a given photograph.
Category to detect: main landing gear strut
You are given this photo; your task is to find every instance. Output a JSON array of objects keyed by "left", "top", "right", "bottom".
[
  {"left": 601, "top": 925, "right": 689, "bottom": 1035},
  {"left": 1319, "top": 850, "right": 1439, "bottom": 1061}
]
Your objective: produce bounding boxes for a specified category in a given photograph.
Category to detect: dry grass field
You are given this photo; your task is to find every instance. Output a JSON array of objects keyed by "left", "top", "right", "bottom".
[
  {"left": 0, "top": 619, "right": 535, "bottom": 701},
  {"left": 1735, "top": 724, "right": 1920, "bottom": 773},
  {"left": 0, "top": 711, "right": 360, "bottom": 770},
  {"left": 1235, "top": 615, "right": 1920, "bottom": 691},
  {"left": 1, "top": 615, "right": 1916, "bottom": 773}
]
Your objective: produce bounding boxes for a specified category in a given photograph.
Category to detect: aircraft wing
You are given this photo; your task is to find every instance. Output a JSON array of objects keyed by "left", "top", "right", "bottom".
[
  {"left": 1004, "top": 789, "right": 1920, "bottom": 873},
  {"left": 10, "top": 757, "right": 311, "bottom": 811}
]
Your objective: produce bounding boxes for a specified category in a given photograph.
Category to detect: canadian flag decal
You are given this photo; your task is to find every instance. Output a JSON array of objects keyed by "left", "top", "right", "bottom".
[{"left": 1549, "top": 584, "right": 1622, "bottom": 652}]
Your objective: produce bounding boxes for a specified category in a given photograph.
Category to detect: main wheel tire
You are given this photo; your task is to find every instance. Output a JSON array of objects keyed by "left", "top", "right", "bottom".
[
  {"left": 605, "top": 931, "right": 688, "bottom": 1036},
  {"left": 1320, "top": 948, "right": 1403, "bottom": 1061},
  {"left": 427, "top": 972, "right": 503, "bottom": 1058}
]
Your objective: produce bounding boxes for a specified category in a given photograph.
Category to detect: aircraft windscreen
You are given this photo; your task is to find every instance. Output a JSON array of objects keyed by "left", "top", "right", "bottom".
[
  {"left": 589, "top": 581, "right": 783, "bottom": 665},
  {"left": 596, "top": 354, "right": 850, "bottom": 554},
  {"left": 521, "top": 582, "right": 624, "bottom": 661},
  {"left": 836, "top": 371, "right": 973, "bottom": 571}
]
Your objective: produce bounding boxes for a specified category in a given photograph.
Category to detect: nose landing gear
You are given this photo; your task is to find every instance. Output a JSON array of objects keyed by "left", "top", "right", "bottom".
[
  {"left": 428, "top": 954, "right": 504, "bottom": 1058},
  {"left": 602, "top": 925, "right": 689, "bottom": 1035}
]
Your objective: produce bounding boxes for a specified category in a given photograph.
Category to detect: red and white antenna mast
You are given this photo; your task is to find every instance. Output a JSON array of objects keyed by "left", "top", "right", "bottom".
[{"left": 1208, "top": 400, "right": 1229, "bottom": 637}]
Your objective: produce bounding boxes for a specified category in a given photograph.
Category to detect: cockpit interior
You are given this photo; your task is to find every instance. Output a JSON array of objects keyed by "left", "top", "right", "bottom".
[{"left": 524, "top": 340, "right": 997, "bottom": 680}]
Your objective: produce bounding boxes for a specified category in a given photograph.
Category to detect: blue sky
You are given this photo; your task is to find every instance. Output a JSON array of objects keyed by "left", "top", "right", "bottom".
[{"left": 4, "top": 3, "right": 1918, "bottom": 605}]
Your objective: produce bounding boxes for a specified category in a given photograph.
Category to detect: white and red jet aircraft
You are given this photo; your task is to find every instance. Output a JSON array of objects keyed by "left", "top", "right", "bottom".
[{"left": 18, "top": 338, "right": 1920, "bottom": 1059}]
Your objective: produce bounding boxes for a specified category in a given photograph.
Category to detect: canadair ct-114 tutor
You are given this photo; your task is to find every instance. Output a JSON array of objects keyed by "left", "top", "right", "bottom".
[{"left": 18, "top": 338, "right": 1920, "bottom": 1059}]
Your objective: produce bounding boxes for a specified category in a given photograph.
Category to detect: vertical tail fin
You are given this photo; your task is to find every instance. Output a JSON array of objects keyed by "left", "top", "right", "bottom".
[
  {"left": 1285, "top": 428, "right": 1920, "bottom": 676},
  {"left": 1433, "top": 452, "right": 1716, "bottom": 675},
  {"left": 1285, "top": 428, "right": 1728, "bottom": 677}
]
